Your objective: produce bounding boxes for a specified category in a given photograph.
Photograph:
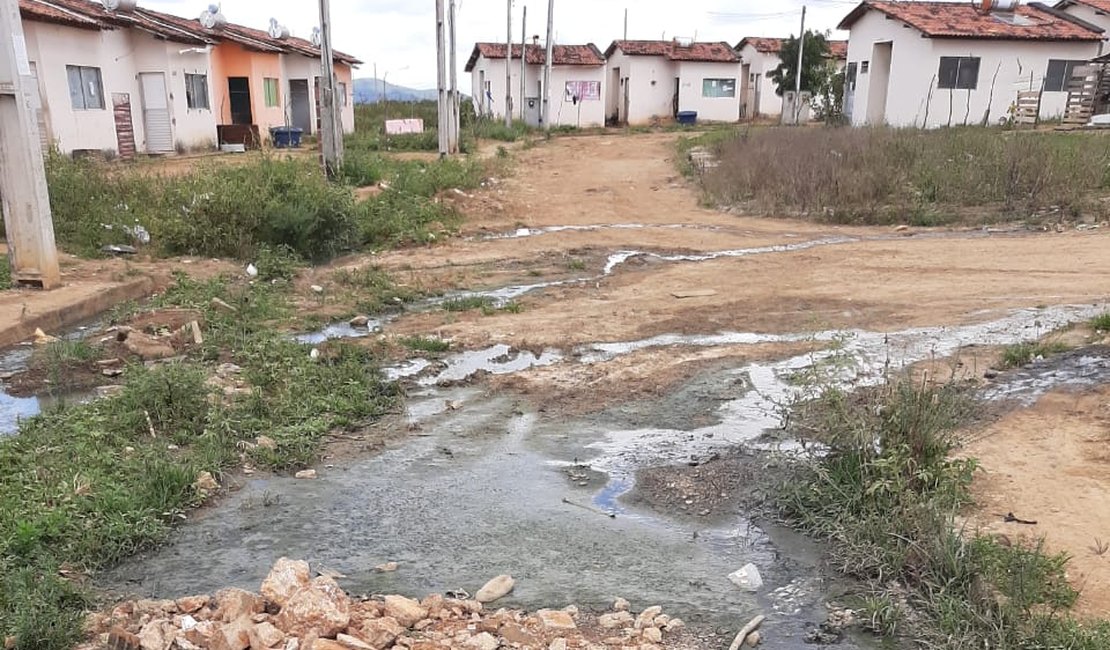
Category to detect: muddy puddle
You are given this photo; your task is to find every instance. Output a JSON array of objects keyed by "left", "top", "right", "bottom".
[
  {"left": 982, "top": 345, "right": 1110, "bottom": 406},
  {"left": 0, "top": 324, "right": 100, "bottom": 436},
  {"left": 100, "top": 303, "right": 1105, "bottom": 647}
]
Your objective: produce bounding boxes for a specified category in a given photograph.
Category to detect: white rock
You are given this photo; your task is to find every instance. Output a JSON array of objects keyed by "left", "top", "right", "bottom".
[
  {"left": 642, "top": 627, "right": 663, "bottom": 643},
  {"left": 310, "top": 285, "right": 324, "bottom": 294},
  {"left": 634, "top": 606, "right": 662, "bottom": 630},
  {"left": 246, "top": 264, "right": 259, "bottom": 278},
  {"left": 728, "top": 564, "right": 763, "bottom": 592},
  {"left": 465, "top": 632, "right": 498, "bottom": 650},
  {"left": 475, "top": 575, "right": 514, "bottom": 603},
  {"left": 549, "top": 640, "right": 567, "bottom": 650},
  {"left": 294, "top": 470, "right": 317, "bottom": 480},
  {"left": 612, "top": 597, "right": 630, "bottom": 612}
]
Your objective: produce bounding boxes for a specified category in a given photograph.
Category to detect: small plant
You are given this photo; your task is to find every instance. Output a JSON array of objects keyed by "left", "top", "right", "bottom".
[
  {"left": 1092, "top": 538, "right": 1109, "bottom": 557},
  {"left": 0, "top": 255, "right": 10, "bottom": 291},
  {"left": 1000, "top": 340, "right": 1070, "bottom": 369},
  {"left": 1091, "top": 312, "right": 1110, "bottom": 332},
  {"left": 442, "top": 296, "right": 493, "bottom": 312},
  {"left": 398, "top": 336, "right": 451, "bottom": 354},
  {"left": 480, "top": 300, "right": 524, "bottom": 316},
  {"left": 566, "top": 259, "right": 587, "bottom": 271}
]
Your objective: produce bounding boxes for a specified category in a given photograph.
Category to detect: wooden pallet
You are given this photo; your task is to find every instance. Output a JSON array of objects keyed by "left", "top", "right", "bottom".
[
  {"left": 1013, "top": 91, "right": 1041, "bottom": 127},
  {"left": 1062, "top": 64, "right": 1110, "bottom": 128}
]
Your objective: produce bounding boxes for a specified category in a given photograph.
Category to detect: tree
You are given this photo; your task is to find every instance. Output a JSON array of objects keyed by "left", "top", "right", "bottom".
[{"left": 769, "top": 31, "right": 832, "bottom": 97}]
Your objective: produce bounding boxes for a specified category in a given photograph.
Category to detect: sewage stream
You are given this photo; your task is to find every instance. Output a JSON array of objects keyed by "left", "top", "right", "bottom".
[{"left": 99, "top": 303, "right": 1107, "bottom": 648}]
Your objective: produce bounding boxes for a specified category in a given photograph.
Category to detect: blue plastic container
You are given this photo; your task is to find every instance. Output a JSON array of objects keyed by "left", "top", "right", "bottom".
[
  {"left": 270, "top": 126, "right": 304, "bottom": 148},
  {"left": 676, "top": 111, "right": 698, "bottom": 126}
]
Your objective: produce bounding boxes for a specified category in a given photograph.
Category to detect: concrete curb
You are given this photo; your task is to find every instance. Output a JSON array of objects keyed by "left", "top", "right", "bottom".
[{"left": 0, "top": 277, "right": 156, "bottom": 349}]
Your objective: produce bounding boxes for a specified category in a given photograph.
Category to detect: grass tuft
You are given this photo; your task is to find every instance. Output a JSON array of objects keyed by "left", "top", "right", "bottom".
[
  {"left": 441, "top": 296, "right": 493, "bottom": 312},
  {"left": 1091, "top": 312, "right": 1110, "bottom": 332},
  {"left": 780, "top": 375, "right": 1110, "bottom": 647},
  {"left": 398, "top": 336, "right": 451, "bottom": 354},
  {"left": 999, "top": 340, "right": 1070, "bottom": 369}
]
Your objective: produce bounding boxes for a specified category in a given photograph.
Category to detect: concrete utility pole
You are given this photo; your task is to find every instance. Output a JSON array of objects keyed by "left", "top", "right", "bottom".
[
  {"left": 624, "top": 8, "right": 628, "bottom": 40},
  {"left": 448, "top": 0, "right": 459, "bottom": 153},
  {"left": 505, "top": 0, "right": 513, "bottom": 127},
  {"left": 318, "top": 0, "right": 343, "bottom": 177},
  {"left": 793, "top": 5, "right": 806, "bottom": 126},
  {"left": 0, "top": 0, "right": 60, "bottom": 289},
  {"left": 542, "top": 0, "right": 554, "bottom": 130},
  {"left": 436, "top": 0, "right": 449, "bottom": 157},
  {"left": 519, "top": 6, "right": 527, "bottom": 121}
]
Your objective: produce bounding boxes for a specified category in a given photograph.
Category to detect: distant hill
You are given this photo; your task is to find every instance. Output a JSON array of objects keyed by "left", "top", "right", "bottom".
[{"left": 353, "top": 78, "right": 438, "bottom": 104}]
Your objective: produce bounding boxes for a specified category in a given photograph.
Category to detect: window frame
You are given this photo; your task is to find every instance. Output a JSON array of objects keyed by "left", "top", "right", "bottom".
[
  {"left": 337, "top": 81, "right": 348, "bottom": 107},
  {"left": 937, "top": 56, "right": 981, "bottom": 90},
  {"left": 262, "top": 77, "right": 280, "bottom": 108},
  {"left": 184, "top": 73, "right": 210, "bottom": 110},
  {"left": 1044, "top": 59, "right": 1086, "bottom": 93},
  {"left": 701, "top": 77, "right": 737, "bottom": 99},
  {"left": 66, "top": 65, "right": 104, "bottom": 110}
]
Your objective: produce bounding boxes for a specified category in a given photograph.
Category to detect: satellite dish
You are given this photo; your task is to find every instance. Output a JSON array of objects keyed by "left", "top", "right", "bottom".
[
  {"left": 102, "top": 0, "right": 138, "bottom": 11},
  {"left": 310, "top": 27, "right": 322, "bottom": 47},
  {"left": 268, "top": 18, "right": 290, "bottom": 40},
  {"left": 199, "top": 5, "right": 226, "bottom": 30}
]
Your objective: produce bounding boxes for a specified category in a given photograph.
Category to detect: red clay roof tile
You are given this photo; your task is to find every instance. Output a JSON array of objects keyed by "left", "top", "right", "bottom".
[
  {"left": 1060, "top": 0, "right": 1110, "bottom": 12},
  {"left": 466, "top": 43, "right": 605, "bottom": 71},
  {"left": 604, "top": 40, "right": 740, "bottom": 63},
  {"left": 737, "top": 37, "right": 785, "bottom": 54},
  {"left": 18, "top": 0, "right": 103, "bottom": 29},
  {"left": 839, "top": 1, "right": 1103, "bottom": 40}
]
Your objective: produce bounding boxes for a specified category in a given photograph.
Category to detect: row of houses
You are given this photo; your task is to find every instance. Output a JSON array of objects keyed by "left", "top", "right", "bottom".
[
  {"left": 16, "top": 0, "right": 360, "bottom": 156},
  {"left": 466, "top": 37, "right": 847, "bottom": 128},
  {"left": 469, "top": 0, "right": 1110, "bottom": 129}
]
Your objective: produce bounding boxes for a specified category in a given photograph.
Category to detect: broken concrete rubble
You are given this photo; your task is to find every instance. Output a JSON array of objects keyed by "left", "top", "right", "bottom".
[{"left": 89, "top": 560, "right": 694, "bottom": 650}]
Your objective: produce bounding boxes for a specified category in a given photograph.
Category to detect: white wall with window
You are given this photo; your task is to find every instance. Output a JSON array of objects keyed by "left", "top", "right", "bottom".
[
  {"left": 844, "top": 8, "right": 1100, "bottom": 128},
  {"left": 735, "top": 44, "right": 783, "bottom": 118},
  {"left": 676, "top": 61, "right": 743, "bottom": 122}
]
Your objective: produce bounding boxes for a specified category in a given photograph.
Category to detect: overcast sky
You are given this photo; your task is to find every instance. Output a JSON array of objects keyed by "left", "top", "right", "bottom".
[{"left": 141, "top": 0, "right": 867, "bottom": 89}]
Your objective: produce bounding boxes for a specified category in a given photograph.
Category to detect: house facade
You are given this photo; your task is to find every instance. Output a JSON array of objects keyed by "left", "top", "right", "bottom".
[
  {"left": 604, "top": 40, "right": 742, "bottom": 125},
  {"left": 839, "top": 0, "right": 1104, "bottom": 128},
  {"left": 466, "top": 42, "right": 607, "bottom": 128},
  {"left": 15, "top": 0, "right": 358, "bottom": 156},
  {"left": 736, "top": 37, "right": 848, "bottom": 120},
  {"left": 1057, "top": 0, "right": 1110, "bottom": 45}
]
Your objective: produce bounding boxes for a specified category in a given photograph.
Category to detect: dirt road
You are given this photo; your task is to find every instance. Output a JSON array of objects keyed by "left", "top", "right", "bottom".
[{"left": 92, "top": 133, "right": 1110, "bottom": 640}]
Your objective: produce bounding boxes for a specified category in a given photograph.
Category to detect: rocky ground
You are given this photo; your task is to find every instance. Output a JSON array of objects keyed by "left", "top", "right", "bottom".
[{"left": 85, "top": 559, "right": 727, "bottom": 650}]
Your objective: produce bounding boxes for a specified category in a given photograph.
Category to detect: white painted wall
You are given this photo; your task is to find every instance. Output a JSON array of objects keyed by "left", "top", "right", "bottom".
[
  {"left": 129, "top": 31, "right": 215, "bottom": 151},
  {"left": 676, "top": 61, "right": 743, "bottom": 122},
  {"left": 23, "top": 22, "right": 136, "bottom": 153},
  {"left": 737, "top": 44, "right": 783, "bottom": 117},
  {"left": 846, "top": 8, "right": 1101, "bottom": 128},
  {"left": 468, "top": 56, "right": 606, "bottom": 127}
]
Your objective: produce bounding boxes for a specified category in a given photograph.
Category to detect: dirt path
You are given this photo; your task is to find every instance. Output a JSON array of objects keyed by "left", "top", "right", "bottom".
[{"left": 322, "top": 133, "right": 1110, "bottom": 410}]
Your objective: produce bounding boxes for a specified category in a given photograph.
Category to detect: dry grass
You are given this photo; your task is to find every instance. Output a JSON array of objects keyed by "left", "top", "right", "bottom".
[{"left": 697, "top": 127, "right": 1110, "bottom": 226}]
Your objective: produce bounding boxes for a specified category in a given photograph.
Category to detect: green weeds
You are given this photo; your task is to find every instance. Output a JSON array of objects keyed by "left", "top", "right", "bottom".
[
  {"left": 0, "top": 256, "right": 10, "bottom": 291},
  {"left": 1091, "top": 312, "right": 1110, "bottom": 332},
  {"left": 332, "top": 265, "right": 421, "bottom": 313},
  {"left": 999, "top": 340, "right": 1070, "bottom": 369},
  {"left": 442, "top": 296, "right": 493, "bottom": 312},
  {"left": 780, "top": 376, "right": 1110, "bottom": 647},
  {"left": 0, "top": 275, "right": 400, "bottom": 650},
  {"left": 398, "top": 336, "right": 451, "bottom": 354}
]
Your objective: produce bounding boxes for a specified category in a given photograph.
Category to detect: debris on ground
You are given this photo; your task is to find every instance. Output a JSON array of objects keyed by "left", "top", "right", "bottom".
[{"left": 86, "top": 559, "right": 697, "bottom": 650}]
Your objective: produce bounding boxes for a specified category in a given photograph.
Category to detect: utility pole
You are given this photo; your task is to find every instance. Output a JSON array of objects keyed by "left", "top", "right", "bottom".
[
  {"left": 448, "top": 0, "right": 459, "bottom": 153},
  {"left": 793, "top": 5, "right": 806, "bottom": 126},
  {"left": 318, "top": 0, "right": 343, "bottom": 178},
  {"left": 519, "top": 6, "right": 527, "bottom": 121},
  {"left": 436, "top": 0, "right": 449, "bottom": 156},
  {"left": 542, "top": 0, "right": 554, "bottom": 130},
  {"left": 0, "top": 0, "right": 60, "bottom": 289},
  {"left": 624, "top": 8, "right": 628, "bottom": 40},
  {"left": 505, "top": 0, "right": 513, "bottom": 127}
]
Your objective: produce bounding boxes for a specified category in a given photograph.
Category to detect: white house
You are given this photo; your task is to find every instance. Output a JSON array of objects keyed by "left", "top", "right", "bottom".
[
  {"left": 466, "top": 42, "right": 607, "bottom": 128},
  {"left": 1056, "top": 0, "right": 1110, "bottom": 47},
  {"left": 604, "top": 40, "right": 743, "bottom": 125},
  {"left": 735, "top": 37, "right": 851, "bottom": 120},
  {"left": 839, "top": 0, "right": 1104, "bottom": 128},
  {"left": 18, "top": 0, "right": 219, "bottom": 155}
]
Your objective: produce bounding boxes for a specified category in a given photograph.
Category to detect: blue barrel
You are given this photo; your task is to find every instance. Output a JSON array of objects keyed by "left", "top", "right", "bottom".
[
  {"left": 676, "top": 111, "right": 698, "bottom": 125},
  {"left": 270, "top": 127, "right": 304, "bottom": 148}
]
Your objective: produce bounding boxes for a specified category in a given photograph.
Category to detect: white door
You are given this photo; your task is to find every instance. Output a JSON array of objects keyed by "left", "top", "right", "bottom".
[
  {"left": 139, "top": 72, "right": 173, "bottom": 153},
  {"left": 28, "top": 62, "right": 50, "bottom": 151}
]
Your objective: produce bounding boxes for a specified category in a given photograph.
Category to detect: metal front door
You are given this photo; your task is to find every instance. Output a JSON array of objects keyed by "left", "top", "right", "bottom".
[
  {"left": 289, "top": 79, "right": 311, "bottom": 132},
  {"left": 139, "top": 72, "right": 173, "bottom": 153},
  {"left": 844, "top": 62, "right": 857, "bottom": 123},
  {"left": 524, "top": 97, "right": 541, "bottom": 127}
]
